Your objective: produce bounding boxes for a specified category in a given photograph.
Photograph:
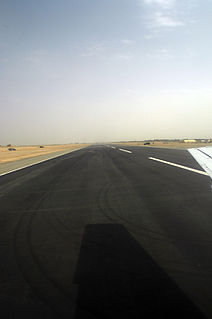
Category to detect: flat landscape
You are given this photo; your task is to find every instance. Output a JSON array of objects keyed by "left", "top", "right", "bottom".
[
  {"left": 0, "top": 144, "right": 212, "bottom": 318},
  {"left": 1, "top": 1, "right": 211, "bottom": 318},
  {"left": 116, "top": 140, "right": 212, "bottom": 149},
  {"left": 0, "top": 144, "right": 88, "bottom": 164}
]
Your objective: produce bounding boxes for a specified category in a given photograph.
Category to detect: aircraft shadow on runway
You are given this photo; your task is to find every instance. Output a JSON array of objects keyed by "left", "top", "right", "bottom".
[{"left": 73, "top": 223, "right": 206, "bottom": 319}]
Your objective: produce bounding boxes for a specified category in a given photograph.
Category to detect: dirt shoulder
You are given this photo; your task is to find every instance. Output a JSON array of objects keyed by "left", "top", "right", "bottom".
[{"left": 0, "top": 144, "right": 89, "bottom": 164}]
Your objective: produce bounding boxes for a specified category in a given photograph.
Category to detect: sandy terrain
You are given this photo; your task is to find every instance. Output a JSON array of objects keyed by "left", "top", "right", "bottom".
[
  {"left": 114, "top": 141, "right": 212, "bottom": 149},
  {"left": 0, "top": 144, "right": 88, "bottom": 164}
]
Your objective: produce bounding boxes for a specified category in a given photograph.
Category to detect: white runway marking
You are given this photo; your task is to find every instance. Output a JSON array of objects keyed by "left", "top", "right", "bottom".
[
  {"left": 119, "top": 148, "right": 132, "bottom": 154},
  {"left": 0, "top": 148, "right": 84, "bottom": 177},
  {"left": 149, "top": 157, "right": 208, "bottom": 176},
  {"left": 111, "top": 146, "right": 116, "bottom": 149}
]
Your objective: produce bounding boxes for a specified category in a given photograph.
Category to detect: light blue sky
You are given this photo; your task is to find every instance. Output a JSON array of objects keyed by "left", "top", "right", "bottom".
[{"left": 0, "top": 0, "right": 211, "bottom": 144}]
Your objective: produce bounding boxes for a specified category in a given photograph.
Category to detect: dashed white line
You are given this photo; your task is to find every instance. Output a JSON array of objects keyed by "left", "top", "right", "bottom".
[
  {"left": 0, "top": 147, "right": 85, "bottom": 177},
  {"left": 148, "top": 157, "right": 208, "bottom": 176},
  {"left": 119, "top": 148, "right": 132, "bottom": 154}
]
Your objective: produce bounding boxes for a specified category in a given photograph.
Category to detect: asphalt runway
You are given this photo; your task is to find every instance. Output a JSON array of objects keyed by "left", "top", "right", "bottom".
[{"left": 0, "top": 145, "right": 212, "bottom": 318}]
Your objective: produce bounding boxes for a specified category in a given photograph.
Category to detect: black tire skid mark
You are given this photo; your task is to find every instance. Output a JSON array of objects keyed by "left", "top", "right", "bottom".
[
  {"left": 10, "top": 151, "right": 94, "bottom": 316},
  {"left": 100, "top": 183, "right": 212, "bottom": 277},
  {"left": 99, "top": 150, "right": 172, "bottom": 240},
  {"left": 105, "top": 148, "right": 212, "bottom": 243},
  {"left": 12, "top": 157, "right": 86, "bottom": 317},
  {"left": 39, "top": 151, "right": 93, "bottom": 236},
  {"left": 103, "top": 150, "right": 212, "bottom": 277},
  {"left": 107, "top": 147, "right": 201, "bottom": 204}
]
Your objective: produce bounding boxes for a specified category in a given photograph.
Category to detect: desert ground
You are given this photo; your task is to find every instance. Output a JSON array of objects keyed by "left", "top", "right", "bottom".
[
  {"left": 115, "top": 140, "right": 212, "bottom": 149},
  {"left": 1, "top": 141, "right": 211, "bottom": 165},
  {"left": 0, "top": 144, "right": 88, "bottom": 164}
]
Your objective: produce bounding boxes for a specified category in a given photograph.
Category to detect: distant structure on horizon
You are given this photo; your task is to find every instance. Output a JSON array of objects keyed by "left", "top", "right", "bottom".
[{"left": 184, "top": 139, "right": 197, "bottom": 143}]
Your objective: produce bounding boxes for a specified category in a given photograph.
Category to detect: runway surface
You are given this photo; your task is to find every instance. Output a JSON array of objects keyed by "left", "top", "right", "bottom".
[
  {"left": 0, "top": 147, "right": 84, "bottom": 176},
  {"left": 0, "top": 144, "right": 212, "bottom": 318}
]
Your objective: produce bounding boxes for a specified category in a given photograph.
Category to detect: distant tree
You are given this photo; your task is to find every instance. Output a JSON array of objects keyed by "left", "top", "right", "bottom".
[{"left": 7, "top": 144, "right": 11, "bottom": 147}]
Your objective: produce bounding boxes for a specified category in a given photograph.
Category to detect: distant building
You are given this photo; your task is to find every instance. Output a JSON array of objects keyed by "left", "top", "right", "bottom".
[{"left": 184, "top": 139, "right": 197, "bottom": 143}]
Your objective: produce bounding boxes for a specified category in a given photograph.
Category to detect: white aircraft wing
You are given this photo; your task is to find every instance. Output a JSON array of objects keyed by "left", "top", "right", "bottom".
[{"left": 188, "top": 147, "right": 212, "bottom": 179}]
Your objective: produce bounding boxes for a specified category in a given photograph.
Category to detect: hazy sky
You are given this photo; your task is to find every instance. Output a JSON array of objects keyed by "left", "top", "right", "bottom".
[{"left": 0, "top": 0, "right": 211, "bottom": 144}]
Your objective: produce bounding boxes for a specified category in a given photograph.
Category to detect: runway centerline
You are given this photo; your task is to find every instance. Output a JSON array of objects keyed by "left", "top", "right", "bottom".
[{"left": 119, "top": 148, "right": 132, "bottom": 154}]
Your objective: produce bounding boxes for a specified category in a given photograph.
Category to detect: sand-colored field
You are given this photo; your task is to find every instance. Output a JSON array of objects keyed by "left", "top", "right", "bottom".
[
  {"left": 115, "top": 141, "right": 212, "bottom": 149},
  {"left": 0, "top": 144, "right": 88, "bottom": 164}
]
